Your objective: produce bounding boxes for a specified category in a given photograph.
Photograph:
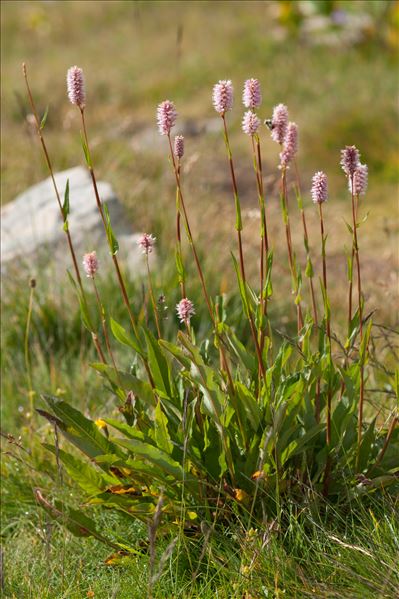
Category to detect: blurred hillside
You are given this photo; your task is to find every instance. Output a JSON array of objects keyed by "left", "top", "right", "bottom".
[{"left": 1, "top": 0, "right": 398, "bottom": 324}]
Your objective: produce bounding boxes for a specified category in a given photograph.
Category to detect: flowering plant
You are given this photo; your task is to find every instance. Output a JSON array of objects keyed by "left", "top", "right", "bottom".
[{"left": 22, "top": 67, "right": 398, "bottom": 553}]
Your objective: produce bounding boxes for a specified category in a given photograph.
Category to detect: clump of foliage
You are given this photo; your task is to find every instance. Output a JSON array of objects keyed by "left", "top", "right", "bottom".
[{"left": 17, "top": 66, "right": 399, "bottom": 563}]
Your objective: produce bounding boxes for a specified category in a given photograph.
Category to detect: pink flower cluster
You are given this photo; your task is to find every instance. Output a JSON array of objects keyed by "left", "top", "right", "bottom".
[
  {"left": 349, "top": 163, "right": 368, "bottom": 196},
  {"left": 242, "top": 78, "right": 262, "bottom": 110},
  {"left": 212, "top": 80, "right": 233, "bottom": 114},
  {"left": 311, "top": 171, "right": 328, "bottom": 204},
  {"left": 242, "top": 110, "right": 261, "bottom": 136},
  {"left": 279, "top": 121, "right": 298, "bottom": 167},
  {"left": 137, "top": 233, "right": 156, "bottom": 255},
  {"left": 157, "top": 100, "right": 177, "bottom": 136},
  {"left": 340, "top": 145, "right": 360, "bottom": 177},
  {"left": 176, "top": 298, "right": 195, "bottom": 324},
  {"left": 82, "top": 251, "right": 98, "bottom": 277},
  {"left": 67, "top": 66, "right": 86, "bottom": 109},
  {"left": 270, "top": 103, "right": 288, "bottom": 144}
]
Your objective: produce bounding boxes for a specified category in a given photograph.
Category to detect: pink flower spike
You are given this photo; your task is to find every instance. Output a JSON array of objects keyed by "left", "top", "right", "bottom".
[
  {"left": 67, "top": 66, "right": 86, "bottom": 109},
  {"left": 157, "top": 100, "right": 177, "bottom": 136},
  {"left": 83, "top": 251, "right": 98, "bottom": 277},
  {"left": 212, "top": 80, "right": 233, "bottom": 114},
  {"left": 311, "top": 171, "right": 328, "bottom": 204},
  {"left": 349, "top": 164, "right": 368, "bottom": 196},
  {"left": 242, "top": 78, "right": 262, "bottom": 109},
  {"left": 270, "top": 103, "right": 288, "bottom": 144},
  {"left": 174, "top": 135, "right": 184, "bottom": 159},
  {"left": 280, "top": 121, "right": 298, "bottom": 167},
  {"left": 242, "top": 111, "right": 261, "bottom": 136},
  {"left": 176, "top": 298, "right": 195, "bottom": 324},
  {"left": 137, "top": 233, "right": 156, "bottom": 255},
  {"left": 340, "top": 145, "right": 360, "bottom": 177}
]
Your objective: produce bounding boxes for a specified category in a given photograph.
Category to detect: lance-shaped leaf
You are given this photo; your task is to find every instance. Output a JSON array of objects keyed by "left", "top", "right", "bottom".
[
  {"left": 41, "top": 395, "right": 124, "bottom": 461},
  {"left": 103, "top": 202, "right": 119, "bottom": 255}
]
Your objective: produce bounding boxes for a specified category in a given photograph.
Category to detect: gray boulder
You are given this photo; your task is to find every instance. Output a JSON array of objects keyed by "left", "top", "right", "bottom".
[{"left": 1, "top": 167, "right": 148, "bottom": 278}]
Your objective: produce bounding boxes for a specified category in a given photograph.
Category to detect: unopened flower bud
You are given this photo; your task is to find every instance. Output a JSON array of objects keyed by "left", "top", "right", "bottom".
[{"left": 174, "top": 135, "right": 184, "bottom": 159}]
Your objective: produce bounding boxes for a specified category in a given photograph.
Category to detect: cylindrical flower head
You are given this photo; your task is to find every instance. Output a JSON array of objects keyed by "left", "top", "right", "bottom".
[
  {"left": 83, "top": 251, "right": 98, "bottom": 277},
  {"left": 242, "top": 78, "right": 262, "bottom": 109},
  {"left": 137, "top": 233, "right": 156, "bottom": 255},
  {"left": 311, "top": 171, "right": 328, "bottom": 204},
  {"left": 212, "top": 80, "right": 233, "bottom": 114},
  {"left": 242, "top": 110, "right": 261, "bottom": 136},
  {"left": 270, "top": 103, "right": 288, "bottom": 144},
  {"left": 349, "top": 163, "right": 368, "bottom": 196},
  {"left": 174, "top": 135, "right": 184, "bottom": 159},
  {"left": 340, "top": 145, "right": 360, "bottom": 177},
  {"left": 157, "top": 100, "right": 177, "bottom": 136},
  {"left": 67, "top": 66, "right": 86, "bottom": 109},
  {"left": 279, "top": 121, "right": 298, "bottom": 167},
  {"left": 176, "top": 298, "right": 195, "bottom": 324}
]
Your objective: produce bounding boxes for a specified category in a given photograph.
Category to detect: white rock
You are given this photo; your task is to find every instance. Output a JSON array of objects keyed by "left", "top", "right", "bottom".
[{"left": 1, "top": 166, "right": 149, "bottom": 278}]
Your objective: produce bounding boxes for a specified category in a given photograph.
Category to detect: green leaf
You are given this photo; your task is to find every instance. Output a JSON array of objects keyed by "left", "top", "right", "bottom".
[
  {"left": 41, "top": 395, "right": 123, "bottom": 460},
  {"left": 66, "top": 270, "right": 93, "bottom": 332},
  {"left": 40, "top": 105, "right": 49, "bottom": 130},
  {"left": 110, "top": 317, "right": 141, "bottom": 354},
  {"left": 143, "top": 328, "right": 171, "bottom": 397},
  {"left": 231, "top": 253, "right": 249, "bottom": 317},
  {"left": 305, "top": 256, "right": 313, "bottom": 278},
  {"left": 103, "top": 202, "right": 119, "bottom": 255},
  {"left": 62, "top": 179, "right": 70, "bottom": 221},
  {"left": 35, "top": 490, "right": 121, "bottom": 549},
  {"left": 280, "top": 423, "right": 324, "bottom": 466},
  {"left": 110, "top": 437, "right": 186, "bottom": 484},
  {"left": 80, "top": 131, "right": 92, "bottom": 167},
  {"left": 154, "top": 401, "right": 173, "bottom": 455},
  {"left": 235, "top": 382, "right": 261, "bottom": 431},
  {"left": 91, "top": 362, "right": 155, "bottom": 408},
  {"left": 43, "top": 444, "right": 119, "bottom": 495},
  {"left": 357, "top": 418, "right": 377, "bottom": 472},
  {"left": 159, "top": 339, "right": 192, "bottom": 370}
]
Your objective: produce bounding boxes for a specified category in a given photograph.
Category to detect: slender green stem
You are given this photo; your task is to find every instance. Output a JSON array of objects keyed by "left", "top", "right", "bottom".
[
  {"left": 166, "top": 135, "right": 236, "bottom": 393},
  {"left": 176, "top": 161, "right": 186, "bottom": 299},
  {"left": 79, "top": 108, "right": 154, "bottom": 388},
  {"left": 281, "top": 167, "right": 303, "bottom": 334},
  {"left": 23, "top": 64, "right": 83, "bottom": 290},
  {"left": 146, "top": 255, "right": 161, "bottom": 338},
  {"left": 221, "top": 115, "right": 266, "bottom": 381},
  {"left": 23, "top": 64, "right": 108, "bottom": 364},
  {"left": 293, "top": 159, "right": 320, "bottom": 421},
  {"left": 318, "top": 202, "right": 332, "bottom": 495},
  {"left": 251, "top": 135, "right": 270, "bottom": 358},
  {"left": 24, "top": 279, "right": 35, "bottom": 437},
  {"left": 92, "top": 277, "right": 123, "bottom": 387},
  {"left": 351, "top": 178, "right": 365, "bottom": 458}
]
